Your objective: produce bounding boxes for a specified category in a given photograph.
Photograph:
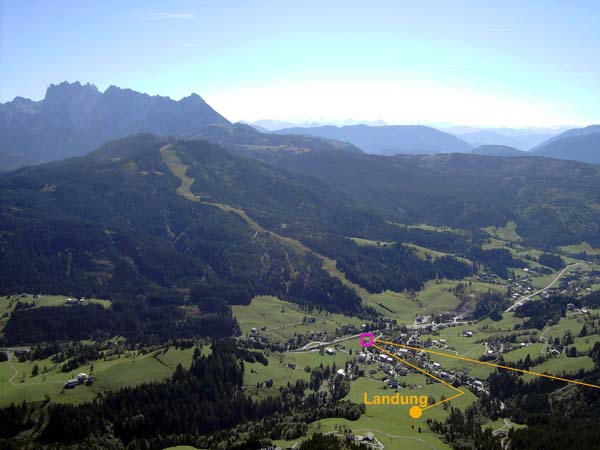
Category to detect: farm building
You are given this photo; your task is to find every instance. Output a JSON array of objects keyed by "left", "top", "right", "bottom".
[{"left": 63, "top": 379, "right": 78, "bottom": 389}]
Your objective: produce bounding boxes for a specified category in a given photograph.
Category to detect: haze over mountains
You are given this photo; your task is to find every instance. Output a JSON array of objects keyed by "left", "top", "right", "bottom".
[
  {"left": 248, "top": 118, "right": 388, "bottom": 131},
  {"left": 446, "top": 126, "right": 566, "bottom": 150},
  {"left": 532, "top": 124, "right": 600, "bottom": 149},
  {"left": 1, "top": 82, "right": 599, "bottom": 170},
  {"left": 274, "top": 124, "right": 473, "bottom": 155},
  {"left": 0, "top": 82, "right": 366, "bottom": 171},
  {"left": 530, "top": 125, "right": 600, "bottom": 165}
]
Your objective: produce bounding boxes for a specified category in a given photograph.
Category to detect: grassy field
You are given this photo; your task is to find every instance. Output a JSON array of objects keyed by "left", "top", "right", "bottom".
[
  {"left": 404, "top": 243, "right": 450, "bottom": 260},
  {"left": 233, "top": 295, "right": 364, "bottom": 342},
  {"left": 542, "top": 317, "right": 584, "bottom": 340},
  {"left": 244, "top": 336, "right": 362, "bottom": 388},
  {"left": 348, "top": 238, "right": 453, "bottom": 261},
  {"left": 349, "top": 237, "right": 394, "bottom": 247},
  {"left": 404, "top": 223, "right": 468, "bottom": 235},
  {"left": 559, "top": 242, "right": 600, "bottom": 256},
  {"left": 363, "top": 290, "right": 421, "bottom": 324},
  {"left": 0, "top": 346, "right": 195, "bottom": 406},
  {"left": 415, "top": 281, "right": 461, "bottom": 313},
  {"left": 483, "top": 221, "right": 521, "bottom": 242},
  {"left": 274, "top": 372, "right": 478, "bottom": 450},
  {"left": 360, "top": 279, "right": 507, "bottom": 328},
  {"left": 524, "top": 355, "right": 595, "bottom": 381},
  {"left": 573, "top": 334, "right": 600, "bottom": 352},
  {"left": 0, "top": 294, "right": 111, "bottom": 330}
]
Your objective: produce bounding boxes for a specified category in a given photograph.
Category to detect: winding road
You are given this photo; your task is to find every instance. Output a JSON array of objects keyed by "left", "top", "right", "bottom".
[
  {"left": 6, "top": 351, "right": 19, "bottom": 385},
  {"left": 505, "top": 263, "right": 587, "bottom": 313}
]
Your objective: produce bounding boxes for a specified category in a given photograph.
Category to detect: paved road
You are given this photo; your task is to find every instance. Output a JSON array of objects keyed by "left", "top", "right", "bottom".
[
  {"left": 505, "top": 263, "right": 587, "bottom": 313},
  {"left": 407, "top": 320, "right": 468, "bottom": 330},
  {"left": 292, "top": 331, "right": 383, "bottom": 352},
  {"left": 0, "top": 346, "right": 31, "bottom": 352}
]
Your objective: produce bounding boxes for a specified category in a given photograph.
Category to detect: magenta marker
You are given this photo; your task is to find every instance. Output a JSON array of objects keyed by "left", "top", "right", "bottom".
[{"left": 359, "top": 332, "right": 375, "bottom": 347}]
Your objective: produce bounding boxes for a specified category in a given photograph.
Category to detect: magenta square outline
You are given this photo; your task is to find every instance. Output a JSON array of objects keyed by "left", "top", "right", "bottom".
[{"left": 359, "top": 332, "right": 375, "bottom": 347}]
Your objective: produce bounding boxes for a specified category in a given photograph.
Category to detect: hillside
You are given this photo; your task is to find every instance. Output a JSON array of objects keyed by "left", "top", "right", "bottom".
[
  {"left": 533, "top": 124, "right": 600, "bottom": 149},
  {"left": 448, "top": 127, "right": 561, "bottom": 150},
  {"left": 249, "top": 149, "right": 600, "bottom": 247},
  {"left": 470, "top": 145, "right": 528, "bottom": 157},
  {"left": 2, "top": 133, "right": 507, "bottom": 348},
  {"left": 183, "top": 122, "right": 363, "bottom": 155},
  {"left": 0, "top": 134, "right": 376, "bottom": 312},
  {"left": 274, "top": 124, "right": 472, "bottom": 155},
  {"left": 533, "top": 129, "right": 600, "bottom": 165}
]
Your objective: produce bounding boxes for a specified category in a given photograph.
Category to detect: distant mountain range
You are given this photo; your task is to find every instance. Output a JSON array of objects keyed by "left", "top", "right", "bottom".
[
  {"left": 183, "top": 122, "right": 363, "bottom": 156},
  {"left": 274, "top": 124, "right": 472, "bottom": 155},
  {"left": 0, "top": 82, "right": 229, "bottom": 165},
  {"left": 0, "top": 82, "right": 360, "bottom": 170},
  {"left": 532, "top": 124, "right": 600, "bottom": 149},
  {"left": 247, "top": 118, "right": 388, "bottom": 131},
  {"left": 532, "top": 126, "right": 600, "bottom": 165},
  {"left": 2, "top": 81, "right": 599, "bottom": 169},
  {"left": 445, "top": 126, "right": 566, "bottom": 150},
  {"left": 470, "top": 145, "right": 528, "bottom": 157}
]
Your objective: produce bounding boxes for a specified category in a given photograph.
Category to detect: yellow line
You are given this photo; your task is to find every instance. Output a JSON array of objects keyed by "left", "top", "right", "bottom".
[
  {"left": 425, "top": 391, "right": 465, "bottom": 411},
  {"left": 373, "top": 344, "right": 465, "bottom": 411},
  {"left": 375, "top": 339, "right": 600, "bottom": 390},
  {"left": 373, "top": 345, "right": 461, "bottom": 391}
]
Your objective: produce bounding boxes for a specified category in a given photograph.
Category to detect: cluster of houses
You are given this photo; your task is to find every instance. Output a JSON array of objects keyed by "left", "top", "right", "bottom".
[
  {"left": 409, "top": 314, "right": 470, "bottom": 333},
  {"left": 63, "top": 372, "right": 95, "bottom": 389},
  {"left": 371, "top": 345, "right": 489, "bottom": 396},
  {"left": 355, "top": 326, "right": 492, "bottom": 397},
  {"left": 247, "top": 321, "right": 367, "bottom": 352},
  {"left": 509, "top": 267, "right": 599, "bottom": 302}
]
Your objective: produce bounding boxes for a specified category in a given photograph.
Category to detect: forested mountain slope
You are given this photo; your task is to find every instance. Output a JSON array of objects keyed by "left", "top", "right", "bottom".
[{"left": 248, "top": 149, "right": 600, "bottom": 247}]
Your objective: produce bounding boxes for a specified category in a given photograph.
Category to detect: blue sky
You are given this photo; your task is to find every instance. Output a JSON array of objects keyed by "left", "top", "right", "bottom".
[{"left": 1, "top": 0, "right": 599, "bottom": 126}]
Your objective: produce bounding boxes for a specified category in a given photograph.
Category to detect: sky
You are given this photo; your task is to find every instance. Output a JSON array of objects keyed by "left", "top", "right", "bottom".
[{"left": 1, "top": 0, "right": 600, "bottom": 127}]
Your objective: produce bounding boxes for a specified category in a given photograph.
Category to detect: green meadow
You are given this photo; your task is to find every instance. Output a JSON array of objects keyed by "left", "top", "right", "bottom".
[
  {"left": 559, "top": 242, "right": 600, "bottom": 256},
  {"left": 0, "top": 294, "right": 111, "bottom": 330},
  {"left": 483, "top": 221, "right": 521, "bottom": 242},
  {"left": 274, "top": 373, "right": 478, "bottom": 450},
  {"left": 0, "top": 346, "right": 195, "bottom": 406},
  {"left": 232, "top": 295, "right": 364, "bottom": 342}
]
